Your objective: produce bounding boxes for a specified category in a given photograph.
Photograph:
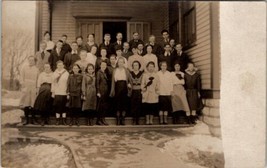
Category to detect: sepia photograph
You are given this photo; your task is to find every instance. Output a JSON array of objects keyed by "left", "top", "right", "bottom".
[{"left": 1, "top": 1, "right": 266, "bottom": 168}]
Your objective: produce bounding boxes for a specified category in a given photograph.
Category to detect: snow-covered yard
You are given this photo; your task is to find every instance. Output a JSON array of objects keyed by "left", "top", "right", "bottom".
[{"left": 1, "top": 89, "right": 224, "bottom": 168}]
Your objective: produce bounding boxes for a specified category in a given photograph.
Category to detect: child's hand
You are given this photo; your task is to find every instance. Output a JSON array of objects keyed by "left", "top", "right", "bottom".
[
  {"left": 127, "top": 83, "right": 132, "bottom": 89},
  {"left": 81, "top": 95, "right": 85, "bottom": 100},
  {"left": 198, "top": 92, "right": 201, "bottom": 98},
  {"left": 141, "top": 88, "right": 146, "bottom": 92},
  {"left": 97, "top": 93, "right": 101, "bottom": 98},
  {"left": 51, "top": 92, "right": 55, "bottom": 98},
  {"left": 67, "top": 95, "right": 70, "bottom": 100}
]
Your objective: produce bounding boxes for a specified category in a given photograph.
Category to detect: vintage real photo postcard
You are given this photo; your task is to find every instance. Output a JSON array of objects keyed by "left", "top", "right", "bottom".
[{"left": 1, "top": 1, "right": 266, "bottom": 168}]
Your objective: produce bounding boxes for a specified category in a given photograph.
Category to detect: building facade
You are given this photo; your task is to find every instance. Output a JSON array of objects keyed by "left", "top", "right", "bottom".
[{"left": 36, "top": 1, "right": 221, "bottom": 136}]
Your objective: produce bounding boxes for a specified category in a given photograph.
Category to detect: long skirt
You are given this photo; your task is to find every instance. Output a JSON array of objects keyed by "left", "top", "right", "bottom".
[
  {"left": 143, "top": 103, "right": 158, "bottom": 115},
  {"left": 131, "top": 89, "right": 142, "bottom": 118},
  {"left": 34, "top": 83, "right": 52, "bottom": 112},
  {"left": 53, "top": 95, "right": 67, "bottom": 114},
  {"left": 20, "top": 83, "right": 37, "bottom": 107},
  {"left": 67, "top": 95, "right": 82, "bottom": 108},
  {"left": 97, "top": 95, "right": 109, "bottom": 118},
  {"left": 115, "top": 81, "right": 128, "bottom": 111},
  {"left": 186, "top": 89, "right": 204, "bottom": 111},
  {"left": 159, "top": 96, "right": 172, "bottom": 111},
  {"left": 172, "top": 85, "right": 190, "bottom": 115}
]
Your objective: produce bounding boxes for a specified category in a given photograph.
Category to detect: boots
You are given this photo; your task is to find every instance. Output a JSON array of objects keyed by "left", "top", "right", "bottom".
[
  {"left": 187, "top": 116, "right": 192, "bottom": 125},
  {"left": 62, "top": 118, "right": 67, "bottom": 125},
  {"left": 101, "top": 118, "right": 109, "bottom": 125},
  {"left": 116, "top": 116, "right": 120, "bottom": 125},
  {"left": 163, "top": 115, "right": 168, "bottom": 125},
  {"left": 190, "top": 115, "right": 196, "bottom": 125},
  {"left": 69, "top": 118, "right": 73, "bottom": 126},
  {"left": 75, "top": 118, "right": 80, "bottom": 126},
  {"left": 135, "top": 118, "right": 139, "bottom": 125},
  {"left": 159, "top": 115, "right": 164, "bottom": 125},
  {"left": 22, "top": 107, "right": 29, "bottom": 125},
  {"left": 96, "top": 118, "right": 103, "bottom": 125},
  {"left": 145, "top": 115, "right": 150, "bottom": 125},
  {"left": 120, "top": 116, "right": 125, "bottom": 125},
  {"left": 56, "top": 118, "right": 60, "bottom": 125}
]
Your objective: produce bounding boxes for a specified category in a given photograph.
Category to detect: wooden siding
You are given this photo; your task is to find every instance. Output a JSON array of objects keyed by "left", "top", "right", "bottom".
[
  {"left": 186, "top": 2, "right": 212, "bottom": 89},
  {"left": 48, "top": 1, "right": 168, "bottom": 43},
  {"left": 39, "top": 1, "right": 50, "bottom": 41}
]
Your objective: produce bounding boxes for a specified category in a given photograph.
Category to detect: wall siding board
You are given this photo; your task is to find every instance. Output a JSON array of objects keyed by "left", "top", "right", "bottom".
[
  {"left": 45, "top": 1, "right": 168, "bottom": 43},
  {"left": 186, "top": 2, "right": 212, "bottom": 89}
]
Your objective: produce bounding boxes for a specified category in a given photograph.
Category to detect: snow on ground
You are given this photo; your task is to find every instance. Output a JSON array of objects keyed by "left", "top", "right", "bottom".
[
  {"left": 1, "top": 90, "right": 21, "bottom": 107},
  {"left": 2, "top": 109, "right": 24, "bottom": 125},
  {"left": 2, "top": 143, "right": 72, "bottom": 168},
  {"left": 161, "top": 122, "right": 224, "bottom": 168}
]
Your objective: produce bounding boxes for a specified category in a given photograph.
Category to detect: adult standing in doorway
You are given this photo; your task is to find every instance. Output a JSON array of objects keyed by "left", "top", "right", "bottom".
[
  {"left": 111, "top": 32, "right": 123, "bottom": 54},
  {"left": 85, "top": 33, "right": 98, "bottom": 53},
  {"left": 99, "top": 33, "right": 113, "bottom": 58},
  {"left": 129, "top": 32, "right": 144, "bottom": 50}
]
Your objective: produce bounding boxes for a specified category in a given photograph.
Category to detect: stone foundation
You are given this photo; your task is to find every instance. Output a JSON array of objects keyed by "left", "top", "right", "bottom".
[{"left": 202, "top": 99, "right": 221, "bottom": 138}]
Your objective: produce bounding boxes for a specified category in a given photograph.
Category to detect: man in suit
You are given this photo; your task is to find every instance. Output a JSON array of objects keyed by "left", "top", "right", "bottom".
[
  {"left": 158, "top": 43, "right": 172, "bottom": 71},
  {"left": 169, "top": 39, "right": 176, "bottom": 54},
  {"left": 137, "top": 43, "right": 146, "bottom": 56},
  {"left": 128, "top": 32, "right": 144, "bottom": 50},
  {"left": 76, "top": 36, "right": 86, "bottom": 54},
  {"left": 122, "top": 42, "right": 133, "bottom": 60},
  {"left": 64, "top": 41, "right": 80, "bottom": 72},
  {"left": 161, "top": 29, "right": 170, "bottom": 47},
  {"left": 99, "top": 33, "right": 112, "bottom": 58},
  {"left": 171, "top": 44, "right": 191, "bottom": 72},
  {"left": 61, "top": 34, "right": 72, "bottom": 56},
  {"left": 48, "top": 40, "right": 65, "bottom": 71},
  {"left": 35, "top": 41, "right": 50, "bottom": 72},
  {"left": 111, "top": 32, "right": 123, "bottom": 54},
  {"left": 144, "top": 35, "right": 162, "bottom": 56}
]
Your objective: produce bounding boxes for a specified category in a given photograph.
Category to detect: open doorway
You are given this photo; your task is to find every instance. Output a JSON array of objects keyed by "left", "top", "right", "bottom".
[{"left": 103, "top": 22, "right": 127, "bottom": 43}]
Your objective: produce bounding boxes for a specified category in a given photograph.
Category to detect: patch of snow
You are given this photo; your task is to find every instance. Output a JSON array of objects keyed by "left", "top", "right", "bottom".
[
  {"left": 3, "top": 143, "right": 71, "bottom": 168},
  {"left": 1, "top": 90, "right": 22, "bottom": 106},
  {"left": 163, "top": 121, "right": 224, "bottom": 167},
  {"left": 2, "top": 109, "right": 24, "bottom": 125}
]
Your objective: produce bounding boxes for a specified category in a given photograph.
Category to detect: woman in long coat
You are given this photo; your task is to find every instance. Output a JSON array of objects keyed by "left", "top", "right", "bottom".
[
  {"left": 34, "top": 63, "right": 53, "bottom": 126},
  {"left": 129, "top": 60, "right": 144, "bottom": 125},
  {"left": 20, "top": 56, "right": 39, "bottom": 125},
  {"left": 110, "top": 57, "right": 132, "bottom": 125},
  {"left": 171, "top": 63, "right": 190, "bottom": 124},
  {"left": 96, "top": 60, "right": 110, "bottom": 125},
  {"left": 141, "top": 61, "right": 160, "bottom": 125},
  {"left": 184, "top": 62, "right": 204, "bottom": 124},
  {"left": 82, "top": 63, "right": 97, "bottom": 126},
  {"left": 66, "top": 64, "right": 83, "bottom": 126}
]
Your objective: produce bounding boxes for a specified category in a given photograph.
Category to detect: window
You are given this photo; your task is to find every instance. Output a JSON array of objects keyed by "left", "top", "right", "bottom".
[
  {"left": 76, "top": 21, "right": 103, "bottom": 45},
  {"left": 182, "top": 2, "right": 196, "bottom": 49},
  {"left": 127, "top": 22, "right": 151, "bottom": 43}
]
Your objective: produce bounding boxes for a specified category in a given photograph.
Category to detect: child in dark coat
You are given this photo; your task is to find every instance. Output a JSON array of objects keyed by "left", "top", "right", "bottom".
[
  {"left": 67, "top": 64, "right": 83, "bottom": 126},
  {"left": 96, "top": 61, "right": 110, "bottom": 125},
  {"left": 82, "top": 63, "right": 97, "bottom": 126},
  {"left": 184, "top": 62, "right": 204, "bottom": 124}
]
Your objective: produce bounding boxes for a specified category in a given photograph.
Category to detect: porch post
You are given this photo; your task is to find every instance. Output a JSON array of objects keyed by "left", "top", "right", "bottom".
[{"left": 48, "top": 0, "right": 53, "bottom": 38}]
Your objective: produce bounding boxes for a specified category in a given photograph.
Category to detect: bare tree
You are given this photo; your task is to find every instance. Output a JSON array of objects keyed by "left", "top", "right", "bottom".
[{"left": 2, "top": 29, "right": 33, "bottom": 90}]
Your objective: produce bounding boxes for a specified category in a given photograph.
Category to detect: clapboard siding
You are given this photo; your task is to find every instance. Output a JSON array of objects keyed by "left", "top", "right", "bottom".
[
  {"left": 52, "top": 1, "right": 76, "bottom": 42},
  {"left": 186, "top": 2, "right": 211, "bottom": 89},
  {"left": 40, "top": 1, "right": 50, "bottom": 40},
  {"left": 47, "top": 1, "right": 168, "bottom": 43}
]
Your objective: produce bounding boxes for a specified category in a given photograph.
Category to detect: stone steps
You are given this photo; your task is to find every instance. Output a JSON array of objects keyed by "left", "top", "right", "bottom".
[{"left": 20, "top": 116, "right": 189, "bottom": 126}]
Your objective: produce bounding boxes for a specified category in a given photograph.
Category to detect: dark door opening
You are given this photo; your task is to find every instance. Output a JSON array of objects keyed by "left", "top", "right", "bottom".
[{"left": 103, "top": 22, "right": 127, "bottom": 43}]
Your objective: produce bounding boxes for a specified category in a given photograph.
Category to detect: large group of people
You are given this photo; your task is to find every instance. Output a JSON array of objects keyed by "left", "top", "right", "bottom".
[{"left": 19, "top": 29, "right": 203, "bottom": 126}]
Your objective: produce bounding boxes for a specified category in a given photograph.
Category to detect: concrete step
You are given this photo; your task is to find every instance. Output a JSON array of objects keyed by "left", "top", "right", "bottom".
[{"left": 20, "top": 116, "right": 189, "bottom": 126}]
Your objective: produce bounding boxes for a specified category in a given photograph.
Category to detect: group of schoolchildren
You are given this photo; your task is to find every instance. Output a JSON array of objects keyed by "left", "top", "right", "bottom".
[{"left": 19, "top": 29, "right": 203, "bottom": 126}]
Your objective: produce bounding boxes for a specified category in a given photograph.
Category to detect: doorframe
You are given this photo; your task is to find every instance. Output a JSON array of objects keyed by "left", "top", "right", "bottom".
[{"left": 75, "top": 16, "right": 132, "bottom": 42}]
